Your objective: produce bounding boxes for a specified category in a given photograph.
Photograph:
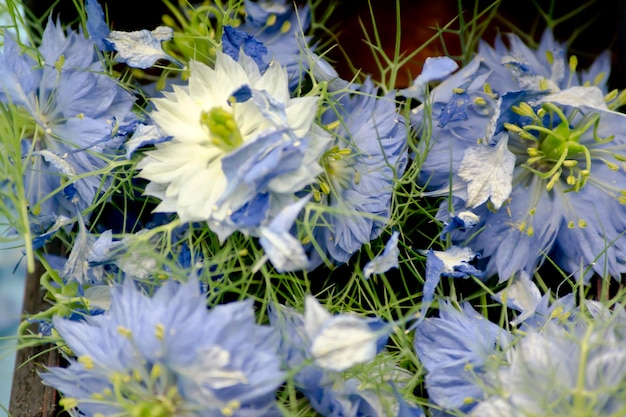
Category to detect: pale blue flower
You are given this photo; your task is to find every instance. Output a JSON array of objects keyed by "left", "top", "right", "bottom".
[
  {"left": 269, "top": 301, "right": 417, "bottom": 417},
  {"left": 472, "top": 316, "right": 626, "bottom": 417},
  {"left": 363, "top": 230, "right": 400, "bottom": 279},
  {"left": 314, "top": 79, "right": 408, "bottom": 264},
  {"left": 0, "top": 20, "right": 136, "bottom": 219},
  {"left": 41, "top": 277, "right": 284, "bottom": 417},
  {"left": 414, "top": 29, "right": 626, "bottom": 281},
  {"left": 414, "top": 302, "right": 511, "bottom": 413}
]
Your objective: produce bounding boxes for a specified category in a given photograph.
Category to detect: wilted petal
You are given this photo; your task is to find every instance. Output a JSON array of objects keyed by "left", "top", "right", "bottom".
[
  {"left": 124, "top": 123, "right": 171, "bottom": 158},
  {"left": 362, "top": 231, "right": 400, "bottom": 279},
  {"left": 400, "top": 57, "right": 459, "bottom": 99},
  {"left": 107, "top": 26, "right": 174, "bottom": 69},
  {"left": 492, "top": 271, "right": 542, "bottom": 326},
  {"left": 304, "top": 296, "right": 384, "bottom": 372},
  {"left": 259, "top": 196, "right": 310, "bottom": 272},
  {"left": 419, "top": 246, "right": 483, "bottom": 318}
]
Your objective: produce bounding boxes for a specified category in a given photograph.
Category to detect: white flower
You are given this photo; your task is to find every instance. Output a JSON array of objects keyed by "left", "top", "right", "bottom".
[{"left": 137, "top": 51, "right": 322, "bottom": 235}]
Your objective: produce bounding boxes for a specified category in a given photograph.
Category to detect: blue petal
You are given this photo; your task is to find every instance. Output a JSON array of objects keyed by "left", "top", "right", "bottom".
[
  {"left": 419, "top": 247, "right": 483, "bottom": 318},
  {"left": 400, "top": 56, "right": 458, "bottom": 99},
  {"left": 259, "top": 196, "right": 311, "bottom": 272},
  {"left": 441, "top": 211, "right": 480, "bottom": 238},
  {"left": 230, "top": 193, "right": 270, "bottom": 228},
  {"left": 438, "top": 91, "right": 470, "bottom": 127},
  {"left": 124, "top": 123, "right": 171, "bottom": 159},
  {"left": 85, "top": 0, "right": 113, "bottom": 51},
  {"left": 230, "top": 84, "right": 253, "bottom": 103},
  {"left": 222, "top": 25, "right": 269, "bottom": 72}
]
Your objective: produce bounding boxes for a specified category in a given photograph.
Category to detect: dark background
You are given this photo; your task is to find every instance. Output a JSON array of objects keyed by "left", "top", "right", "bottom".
[{"left": 22, "top": 0, "right": 626, "bottom": 88}]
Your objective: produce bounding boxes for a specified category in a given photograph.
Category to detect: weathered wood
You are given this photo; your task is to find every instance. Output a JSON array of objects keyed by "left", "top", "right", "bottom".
[{"left": 8, "top": 261, "right": 62, "bottom": 417}]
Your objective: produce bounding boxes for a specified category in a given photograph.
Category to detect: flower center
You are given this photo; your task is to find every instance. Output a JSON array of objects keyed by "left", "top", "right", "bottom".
[
  {"left": 315, "top": 145, "right": 354, "bottom": 201},
  {"left": 200, "top": 106, "right": 243, "bottom": 152},
  {"left": 505, "top": 101, "right": 614, "bottom": 192}
]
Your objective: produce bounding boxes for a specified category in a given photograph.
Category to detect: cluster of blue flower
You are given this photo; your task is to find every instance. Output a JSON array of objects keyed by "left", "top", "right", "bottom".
[{"left": 2, "top": 0, "right": 626, "bottom": 416}]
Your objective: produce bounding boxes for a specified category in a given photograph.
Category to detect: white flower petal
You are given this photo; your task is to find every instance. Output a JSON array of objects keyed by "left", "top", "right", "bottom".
[
  {"left": 304, "top": 295, "right": 332, "bottom": 337},
  {"left": 493, "top": 271, "right": 541, "bottom": 326},
  {"left": 540, "top": 85, "right": 608, "bottom": 110},
  {"left": 107, "top": 26, "right": 174, "bottom": 69},
  {"left": 458, "top": 134, "right": 516, "bottom": 209},
  {"left": 310, "top": 316, "right": 379, "bottom": 372}
]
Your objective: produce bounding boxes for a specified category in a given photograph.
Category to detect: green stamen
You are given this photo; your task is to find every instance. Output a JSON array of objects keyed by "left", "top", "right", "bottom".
[{"left": 200, "top": 107, "right": 243, "bottom": 152}]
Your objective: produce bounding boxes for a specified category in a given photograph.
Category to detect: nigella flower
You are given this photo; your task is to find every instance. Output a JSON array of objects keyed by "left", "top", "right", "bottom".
[
  {"left": 414, "top": 29, "right": 626, "bottom": 281},
  {"left": 413, "top": 302, "right": 511, "bottom": 414},
  {"left": 471, "top": 315, "right": 626, "bottom": 417},
  {"left": 0, "top": 21, "right": 137, "bottom": 219},
  {"left": 312, "top": 79, "right": 408, "bottom": 265},
  {"left": 269, "top": 299, "right": 422, "bottom": 417},
  {"left": 41, "top": 277, "right": 285, "bottom": 417},
  {"left": 136, "top": 49, "right": 329, "bottom": 241}
]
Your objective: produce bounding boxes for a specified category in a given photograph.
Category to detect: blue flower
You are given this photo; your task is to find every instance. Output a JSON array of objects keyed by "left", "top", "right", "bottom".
[
  {"left": 269, "top": 300, "right": 419, "bottom": 417},
  {"left": 414, "top": 29, "right": 626, "bottom": 282},
  {"left": 472, "top": 315, "right": 626, "bottom": 417},
  {"left": 313, "top": 79, "right": 408, "bottom": 264},
  {"left": 414, "top": 302, "right": 511, "bottom": 413},
  {"left": 0, "top": 20, "right": 137, "bottom": 219},
  {"left": 40, "top": 277, "right": 285, "bottom": 417}
]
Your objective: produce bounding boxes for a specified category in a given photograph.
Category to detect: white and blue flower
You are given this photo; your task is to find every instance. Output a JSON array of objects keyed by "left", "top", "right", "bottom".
[
  {"left": 414, "top": 30, "right": 626, "bottom": 282},
  {"left": 137, "top": 49, "right": 329, "bottom": 241}
]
